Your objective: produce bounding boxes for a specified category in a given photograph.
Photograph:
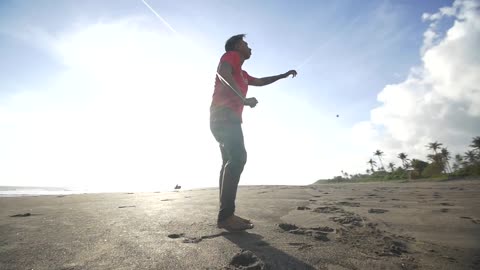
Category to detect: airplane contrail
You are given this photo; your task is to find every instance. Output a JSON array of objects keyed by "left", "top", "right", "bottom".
[
  {"left": 140, "top": 0, "right": 178, "bottom": 35},
  {"left": 139, "top": 0, "right": 246, "bottom": 102}
]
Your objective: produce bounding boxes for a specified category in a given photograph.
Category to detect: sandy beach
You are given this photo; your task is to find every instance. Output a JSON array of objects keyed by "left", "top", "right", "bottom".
[{"left": 1, "top": 179, "right": 479, "bottom": 270}]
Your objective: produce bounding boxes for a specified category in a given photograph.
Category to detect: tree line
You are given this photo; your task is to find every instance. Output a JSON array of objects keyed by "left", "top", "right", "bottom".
[{"left": 332, "top": 136, "right": 480, "bottom": 182}]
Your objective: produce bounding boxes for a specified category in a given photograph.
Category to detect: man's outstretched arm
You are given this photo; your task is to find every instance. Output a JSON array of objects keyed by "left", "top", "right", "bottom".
[{"left": 249, "top": 70, "right": 297, "bottom": 87}]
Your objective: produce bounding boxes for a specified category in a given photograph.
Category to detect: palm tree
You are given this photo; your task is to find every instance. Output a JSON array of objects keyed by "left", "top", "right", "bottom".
[
  {"left": 367, "top": 159, "right": 377, "bottom": 172},
  {"left": 366, "top": 169, "right": 371, "bottom": 174},
  {"left": 441, "top": 148, "right": 452, "bottom": 173},
  {"left": 374, "top": 150, "right": 385, "bottom": 170},
  {"left": 454, "top": 154, "right": 464, "bottom": 171},
  {"left": 452, "top": 163, "right": 459, "bottom": 172},
  {"left": 464, "top": 150, "right": 477, "bottom": 165},
  {"left": 388, "top": 162, "right": 395, "bottom": 172},
  {"left": 427, "top": 153, "right": 442, "bottom": 164},
  {"left": 397, "top": 153, "right": 409, "bottom": 169},
  {"left": 427, "top": 141, "right": 443, "bottom": 155},
  {"left": 470, "top": 136, "right": 480, "bottom": 156}
]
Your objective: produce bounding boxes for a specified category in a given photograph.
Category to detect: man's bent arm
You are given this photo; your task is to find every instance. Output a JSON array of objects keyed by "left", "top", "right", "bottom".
[{"left": 217, "top": 62, "right": 246, "bottom": 102}]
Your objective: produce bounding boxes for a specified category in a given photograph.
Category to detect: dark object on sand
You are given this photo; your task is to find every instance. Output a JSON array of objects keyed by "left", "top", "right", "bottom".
[
  {"left": 174, "top": 184, "right": 181, "bottom": 190},
  {"left": 369, "top": 208, "right": 389, "bottom": 214},
  {"left": 167, "top": 233, "right": 184, "bottom": 239},
  {"left": 278, "top": 223, "right": 298, "bottom": 231},
  {"left": 118, "top": 205, "right": 136, "bottom": 208},
  {"left": 229, "top": 250, "right": 266, "bottom": 270},
  {"left": 10, "top": 213, "right": 31, "bottom": 217}
]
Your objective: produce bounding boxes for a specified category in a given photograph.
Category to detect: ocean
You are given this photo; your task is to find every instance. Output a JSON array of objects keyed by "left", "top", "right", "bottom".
[{"left": 0, "top": 185, "right": 184, "bottom": 197}]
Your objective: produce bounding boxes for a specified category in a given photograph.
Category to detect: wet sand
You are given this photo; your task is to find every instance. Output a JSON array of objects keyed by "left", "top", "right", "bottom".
[{"left": 1, "top": 179, "right": 479, "bottom": 269}]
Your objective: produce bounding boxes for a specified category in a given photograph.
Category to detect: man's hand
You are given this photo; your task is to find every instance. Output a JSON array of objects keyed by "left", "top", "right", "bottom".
[
  {"left": 244, "top": 97, "right": 258, "bottom": 108},
  {"left": 283, "top": 70, "right": 298, "bottom": 78}
]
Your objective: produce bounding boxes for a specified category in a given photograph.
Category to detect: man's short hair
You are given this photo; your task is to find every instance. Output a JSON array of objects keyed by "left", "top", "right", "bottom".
[{"left": 225, "top": 34, "right": 246, "bottom": 52}]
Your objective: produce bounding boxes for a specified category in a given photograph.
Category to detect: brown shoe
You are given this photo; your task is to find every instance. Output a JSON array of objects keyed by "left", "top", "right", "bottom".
[
  {"left": 217, "top": 216, "right": 254, "bottom": 231},
  {"left": 233, "top": 215, "right": 252, "bottom": 225}
]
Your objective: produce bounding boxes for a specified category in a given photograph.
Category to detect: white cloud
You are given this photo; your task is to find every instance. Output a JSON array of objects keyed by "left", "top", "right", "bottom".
[{"left": 352, "top": 0, "right": 480, "bottom": 166}]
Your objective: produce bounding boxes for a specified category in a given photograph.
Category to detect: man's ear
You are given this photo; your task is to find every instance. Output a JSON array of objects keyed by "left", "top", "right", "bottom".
[{"left": 234, "top": 41, "right": 242, "bottom": 51}]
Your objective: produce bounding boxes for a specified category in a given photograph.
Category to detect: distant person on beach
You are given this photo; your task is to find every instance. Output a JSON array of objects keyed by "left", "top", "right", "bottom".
[{"left": 210, "top": 34, "right": 297, "bottom": 231}]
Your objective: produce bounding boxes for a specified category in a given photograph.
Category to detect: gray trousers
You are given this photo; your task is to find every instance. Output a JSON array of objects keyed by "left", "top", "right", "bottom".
[{"left": 210, "top": 117, "right": 247, "bottom": 222}]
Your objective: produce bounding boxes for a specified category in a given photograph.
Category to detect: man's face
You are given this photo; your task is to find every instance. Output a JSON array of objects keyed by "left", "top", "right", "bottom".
[{"left": 236, "top": 39, "right": 252, "bottom": 59}]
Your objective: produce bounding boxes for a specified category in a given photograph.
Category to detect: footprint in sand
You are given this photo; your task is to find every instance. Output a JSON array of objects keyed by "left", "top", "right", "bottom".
[
  {"left": 288, "top": 242, "right": 313, "bottom": 250},
  {"left": 330, "top": 215, "right": 363, "bottom": 227},
  {"left": 376, "top": 238, "right": 409, "bottom": 257},
  {"left": 313, "top": 206, "right": 344, "bottom": 214},
  {"left": 440, "top": 202, "right": 454, "bottom": 206},
  {"left": 9, "top": 213, "right": 32, "bottom": 217},
  {"left": 309, "top": 199, "right": 317, "bottom": 202},
  {"left": 369, "top": 209, "right": 389, "bottom": 214},
  {"left": 278, "top": 223, "right": 332, "bottom": 241},
  {"left": 297, "top": 206, "right": 311, "bottom": 210},
  {"left": 336, "top": 201, "right": 360, "bottom": 207},
  {"left": 440, "top": 208, "right": 449, "bottom": 213},
  {"left": 442, "top": 255, "right": 457, "bottom": 263},
  {"left": 161, "top": 199, "right": 173, "bottom": 201},
  {"left": 229, "top": 250, "right": 266, "bottom": 270}
]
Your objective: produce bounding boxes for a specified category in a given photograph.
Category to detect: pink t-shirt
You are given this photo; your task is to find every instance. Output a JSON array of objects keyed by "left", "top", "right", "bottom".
[{"left": 211, "top": 51, "right": 253, "bottom": 122}]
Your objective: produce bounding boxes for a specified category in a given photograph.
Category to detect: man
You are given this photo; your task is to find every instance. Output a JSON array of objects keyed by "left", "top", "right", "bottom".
[{"left": 210, "top": 34, "right": 297, "bottom": 231}]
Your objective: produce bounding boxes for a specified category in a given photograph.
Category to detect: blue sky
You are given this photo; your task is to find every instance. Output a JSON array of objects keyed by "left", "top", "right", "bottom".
[
  {"left": 1, "top": 0, "right": 478, "bottom": 191},
  {"left": 1, "top": 0, "right": 453, "bottom": 121}
]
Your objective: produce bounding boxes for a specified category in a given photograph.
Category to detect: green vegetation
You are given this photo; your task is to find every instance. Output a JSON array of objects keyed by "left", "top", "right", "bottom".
[{"left": 315, "top": 136, "right": 480, "bottom": 184}]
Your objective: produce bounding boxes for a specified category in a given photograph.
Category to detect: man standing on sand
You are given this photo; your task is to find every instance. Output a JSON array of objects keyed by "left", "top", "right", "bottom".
[{"left": 210, "top": 34, "right": 297, "bottom": 231}]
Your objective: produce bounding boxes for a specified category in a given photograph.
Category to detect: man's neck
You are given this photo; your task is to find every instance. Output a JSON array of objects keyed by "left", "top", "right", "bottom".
[{"left": 235, "top": 51, "right": 245, "bottom": 66}]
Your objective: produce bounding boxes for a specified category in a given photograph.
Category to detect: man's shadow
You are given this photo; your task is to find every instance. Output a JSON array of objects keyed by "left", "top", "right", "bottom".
[{"left": 222, "top": 231, "right": 316, "bottom": 270}]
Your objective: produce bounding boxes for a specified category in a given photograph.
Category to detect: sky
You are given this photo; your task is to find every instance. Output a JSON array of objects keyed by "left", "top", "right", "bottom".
[{"left": 0, "top": 0, "right": 479, "bottom": 191}]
